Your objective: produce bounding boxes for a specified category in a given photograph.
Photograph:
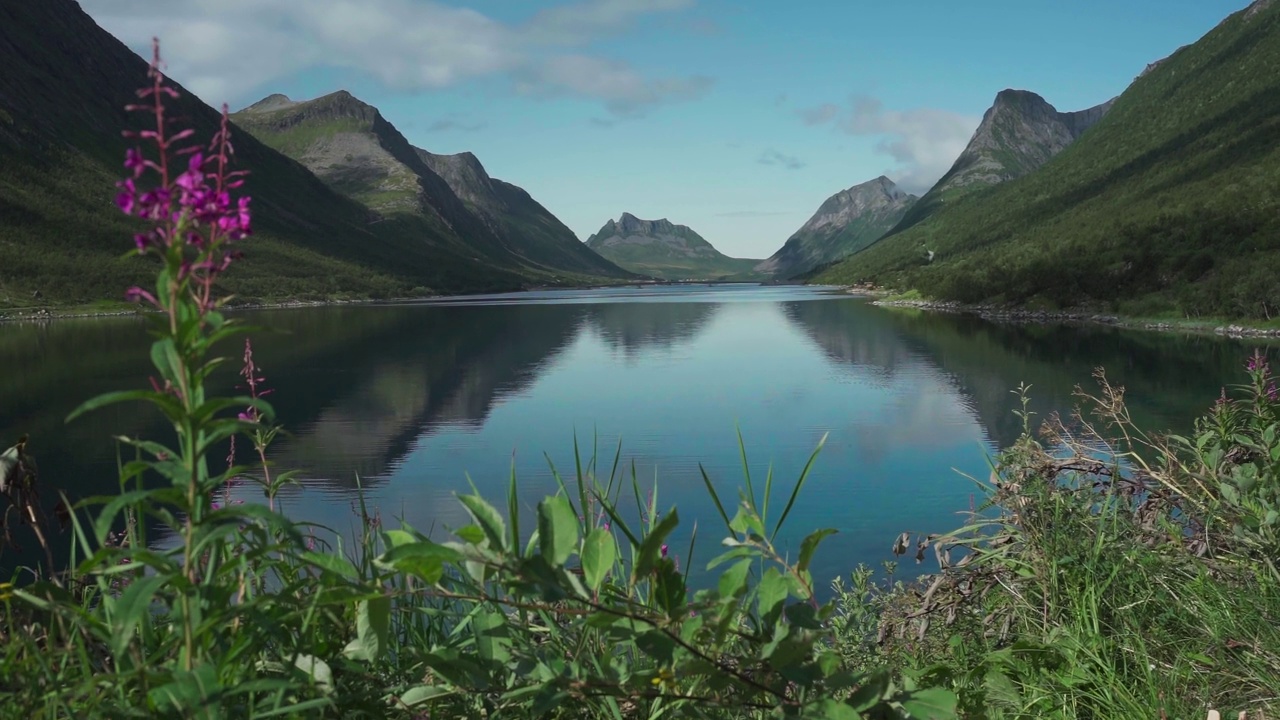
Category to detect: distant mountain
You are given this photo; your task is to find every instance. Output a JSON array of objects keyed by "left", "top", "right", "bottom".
[
  {"left": 234, "top": 91, "right": 633, "bottom": 281},
  {"left": 891, "top": 89, "right": 1115, "bottom": 233},
  {"left": 585, "top": 213, "right": 760, "bottom": 280},
  {"left": 417, "top": 150, "right": 634, "bottom": 279},
  {"left": 0, "top": 0, "right": 537, "bottom": 305},
  {"left": 758, "top": 176, "right": 917, "bottom": 279},
  {"left": 816, "top": 0, "right": 1280, "bottom": 320}
]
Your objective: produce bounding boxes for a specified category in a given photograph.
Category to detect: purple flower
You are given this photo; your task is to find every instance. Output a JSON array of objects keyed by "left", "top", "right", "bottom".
[
  {"left": 1247, "top": 351, "right": 1269, "bottom": 376},
  {"left": 1268, "top": 382, "right": 1278, "bottom": 402},
  {"left": 124, "top": 286, "right": 158, "bottom": 306},
  {"left": 124, "top": 147, "right": 145, "bottom": 178},
  {"left": 115, "top": 179, "right": 136, "bottom": 214},
  {"left": 660, "top": 544, "right": 668, "bottom": 558}
]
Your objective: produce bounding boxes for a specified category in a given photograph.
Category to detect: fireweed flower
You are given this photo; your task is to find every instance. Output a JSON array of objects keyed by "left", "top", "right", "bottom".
[{"left": 115, "top": 38, "right": 252, "bottom": 316}]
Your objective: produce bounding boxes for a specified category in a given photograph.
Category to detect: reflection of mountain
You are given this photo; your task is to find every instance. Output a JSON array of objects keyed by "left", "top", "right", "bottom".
[
  {"left": 259, "top": 303, "right": 589, "bottom": 487},
  {"left": 783, "top": 300, "right": 1275, "bottom": 449},
  {"left": 582, "top": 302, "right": 717, "bottom": 358}
]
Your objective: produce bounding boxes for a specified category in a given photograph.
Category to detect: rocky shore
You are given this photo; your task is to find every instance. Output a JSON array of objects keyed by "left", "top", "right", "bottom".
[{"left": 872, "top": 298, "right": 1280, "bottom": 339}]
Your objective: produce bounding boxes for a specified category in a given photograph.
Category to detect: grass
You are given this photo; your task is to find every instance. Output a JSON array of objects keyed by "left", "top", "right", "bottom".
[{"left": 816, "top": 1, "right": 1280, "bottom": 321}]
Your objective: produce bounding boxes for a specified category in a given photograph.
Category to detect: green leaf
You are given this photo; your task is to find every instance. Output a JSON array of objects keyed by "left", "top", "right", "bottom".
[
  {"left": 293, "top": 654, "right": 334, "bottom": 694},
  {"left": 147, "top": 664, "right": 221, "bottom": 713},
  {"left": 304, "top": 551, "right": 359, "bottom": 579},
  {"left": 354, "top": 596, "right": 391, "bottom": 662},
  {"left": 803, "top": 698, "right": 862, "bottom": 719},
  {"left": 771, "top": 433, "right": 827, "bottom": 541},
  {"left": 108, "top": 574, "right": 168, "bottom": 660},
  {"left": 67, "top": 389, "right": 183, "bottom": 424},
  {"left": 757, "top": 567, "right": 788, "bottom": 624},
  {"left": 582, "top": 528, "right": 616, "bottom": 591},
  {"left": 454, "top": 524, "right": 486, "bottom": 545},
  {"left": 847, "top": 669, "right": 892, "bottom": 711},
  {"left": 378, "top": 541, "right": 460, "bottom": 584},
  {"left": 798, "top": 528, "right": 838, "bottom": 574},
  {"left": 538, "top": 494, "right": 579, "bottom": 566},
  {"left": 399, "top": 685, "right": 454, "bottom": 708},
  {"left": 472, "top": 608, "right": 512, "bottom": 663},
  {"left": 458, "top": 494, "right": 508, "bottom": 552},
  {"left": 634, "top": 508, "right": 679, "bottom": 580},
  {"left": 898, "top": 687, "right": 958, "bottom": 719},
  {"left": 718, "top": 558, "right": 752, "bottom": 600}
]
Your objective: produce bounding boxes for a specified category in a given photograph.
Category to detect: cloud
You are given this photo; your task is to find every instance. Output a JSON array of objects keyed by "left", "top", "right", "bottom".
[
  {"left": 78, "top": 0, "right": 710, "bottom": 118},
  {"left": 426, "top": 116, "right": 488, "bottom": 133},
  {"left": 800, "top": 96, "right": 979, "bottom": 192},
  {"left": 774, "top": 93, "right": 788, "bottom": 107},
  {"left": 797, "top": 103, "right": 839, "bottom": 126},
  {"left": 516, "top": 55, "right": 712, "bottom": 118},
  {"left": 758, "top": 149, "right": 805, "bottom": 170}
]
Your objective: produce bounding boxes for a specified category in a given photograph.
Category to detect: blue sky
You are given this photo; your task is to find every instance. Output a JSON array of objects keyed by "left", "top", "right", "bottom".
[{"left": 82, "top": 0, "right": 1247, "bottom": 259}]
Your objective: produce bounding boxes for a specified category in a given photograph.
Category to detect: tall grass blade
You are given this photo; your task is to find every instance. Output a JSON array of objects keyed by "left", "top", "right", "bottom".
[{"left": 770, "top": 433, "right": 827, "bottom": 542}]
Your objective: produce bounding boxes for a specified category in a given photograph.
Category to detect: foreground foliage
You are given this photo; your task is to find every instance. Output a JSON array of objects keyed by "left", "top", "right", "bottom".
[{"left": 838, "top": 371, "right": 1280, "bottom": 719}]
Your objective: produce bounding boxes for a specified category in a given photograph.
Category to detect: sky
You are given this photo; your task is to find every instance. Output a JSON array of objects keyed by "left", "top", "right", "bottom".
[{"left": 79, "top": 0, "right": 1249, "bottom": 259}]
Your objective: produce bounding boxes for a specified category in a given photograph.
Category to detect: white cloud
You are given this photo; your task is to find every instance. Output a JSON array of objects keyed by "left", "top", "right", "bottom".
[
  {"left": 757, "top": 149, "right": 805, "bottom": 170},
  {"left": 801, "top": 96, "right": 979, "bottom": 193},
  {"left": 516, "top": 54, "right": 712, "bottom": 117},
  {"left": 78, "top": 0, "right": 709, "bottom": 118}
]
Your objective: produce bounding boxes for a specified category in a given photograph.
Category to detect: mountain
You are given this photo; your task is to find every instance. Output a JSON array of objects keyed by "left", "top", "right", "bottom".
[
  {"left": 584, "top": 213, "right": 761, "bottom": 280},
  {"left": 891, "top": 90, "right": 1115, "bottom": 233},
  {"left": 0, "top": 0, "right": 539, "bottom": 305},
  {"left": 233, "top": 91, "right": 632, "bottom": 281},
  {"left": 816, "top": 0, "right": 1280, "bottom": 320},
  {"left": 757, "top": 176, "right": 917, "bottom": 279},
  {"left": 417, "top": 149, "right": 634, "bottom": 279}
]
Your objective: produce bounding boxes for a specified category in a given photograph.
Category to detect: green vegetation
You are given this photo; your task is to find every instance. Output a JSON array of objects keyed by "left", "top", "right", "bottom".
[
  {"left": 599, "top": 253, "right": 763, "bottom": 281},
  {"left": 232, "top": 117, "right": 367, "bottom": 159},
  {"left": 816, "top": 1, "right": 1280, "bottom": 320},
  {"left": 586, "top": 215, "right": 762, "bottom": 281},
  {"left": 763, "top": 177, "right": 917, "bottom": 279},
  {"left": 835, "top": 371, "right": 1280, "bottom": 718}
]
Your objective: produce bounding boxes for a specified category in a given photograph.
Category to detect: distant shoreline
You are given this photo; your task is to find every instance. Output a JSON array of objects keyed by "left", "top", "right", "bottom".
[
  {"left": 865, "top": 293, "right": 1280, "bottom": 340},
  {"left": 0, "top": 279, "right": 809, "bottom": 325}
]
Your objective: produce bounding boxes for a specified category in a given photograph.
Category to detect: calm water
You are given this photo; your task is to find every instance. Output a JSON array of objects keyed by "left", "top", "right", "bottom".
[{"left": 2, "top": 285, "right": 1275, "bottom": 589}]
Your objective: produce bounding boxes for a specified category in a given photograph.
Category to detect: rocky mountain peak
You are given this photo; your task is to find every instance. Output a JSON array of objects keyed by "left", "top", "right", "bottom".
[
  {"left": 239, "top": 93, "right": 297, "bottom": 114},
  {"left": 615, "top": 213, "right": 677, "bottom": 236},
  {"left": 755, "top": 175, "right": 919, "bottom": 278}
]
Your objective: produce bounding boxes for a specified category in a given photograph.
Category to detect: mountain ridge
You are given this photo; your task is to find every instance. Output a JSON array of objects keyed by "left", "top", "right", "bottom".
[
  {"left": 888, "top": 89, "right": 1116, "bottom": 235},
  {"left": 0, "top": 0, "right": 543, "bottom": 303},
  {"left": 586, "top": 213, "right": 761, "bottom": 280},
  {"left": 233, "top": 90, "right": 632, "bottom": 279},
  {"left": 757, "top": 176, "right": 917, "bottom": 279},
  {"left": 815, "top": 0, "right": 1280, "bottom": 320}
]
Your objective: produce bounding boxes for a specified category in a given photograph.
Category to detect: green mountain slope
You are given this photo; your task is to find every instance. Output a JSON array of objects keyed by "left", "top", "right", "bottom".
[
  {"left": 0, "top": 0, "right": 531, "bottom": 306},
  {"left": 757, "top": 176, "right": 916, "bottom": 279},
  {"left": 417, "top": 149, "right": 635, "bottom": 279},
  {"left": 892, "top": 89, "right": 1115, "bottom": 234},
  {"left": 584, "top": 213, "right": 760, "bottom": 280},
  {"left": 234, "top": 92, "right": 632, "bottom": 283},
  {"left": 817, "top": 0, "right": 1280, "bottom": 320}
]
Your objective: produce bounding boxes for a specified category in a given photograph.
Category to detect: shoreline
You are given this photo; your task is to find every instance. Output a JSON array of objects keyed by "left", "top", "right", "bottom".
[
  {"left": 7, "top": 284, "right": 1279, "bottom": 340},
  {"left": 864, "top": 294, "right": 1280, "bottom": 339},
  {"left": 0, "top": 279, "right": 773, "bottom": 325}
]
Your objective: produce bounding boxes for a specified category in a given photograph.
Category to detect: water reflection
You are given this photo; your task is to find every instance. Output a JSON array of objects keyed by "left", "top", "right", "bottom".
[{"left": 3, "top": 287, "right": 1275, "bottom": 586}]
